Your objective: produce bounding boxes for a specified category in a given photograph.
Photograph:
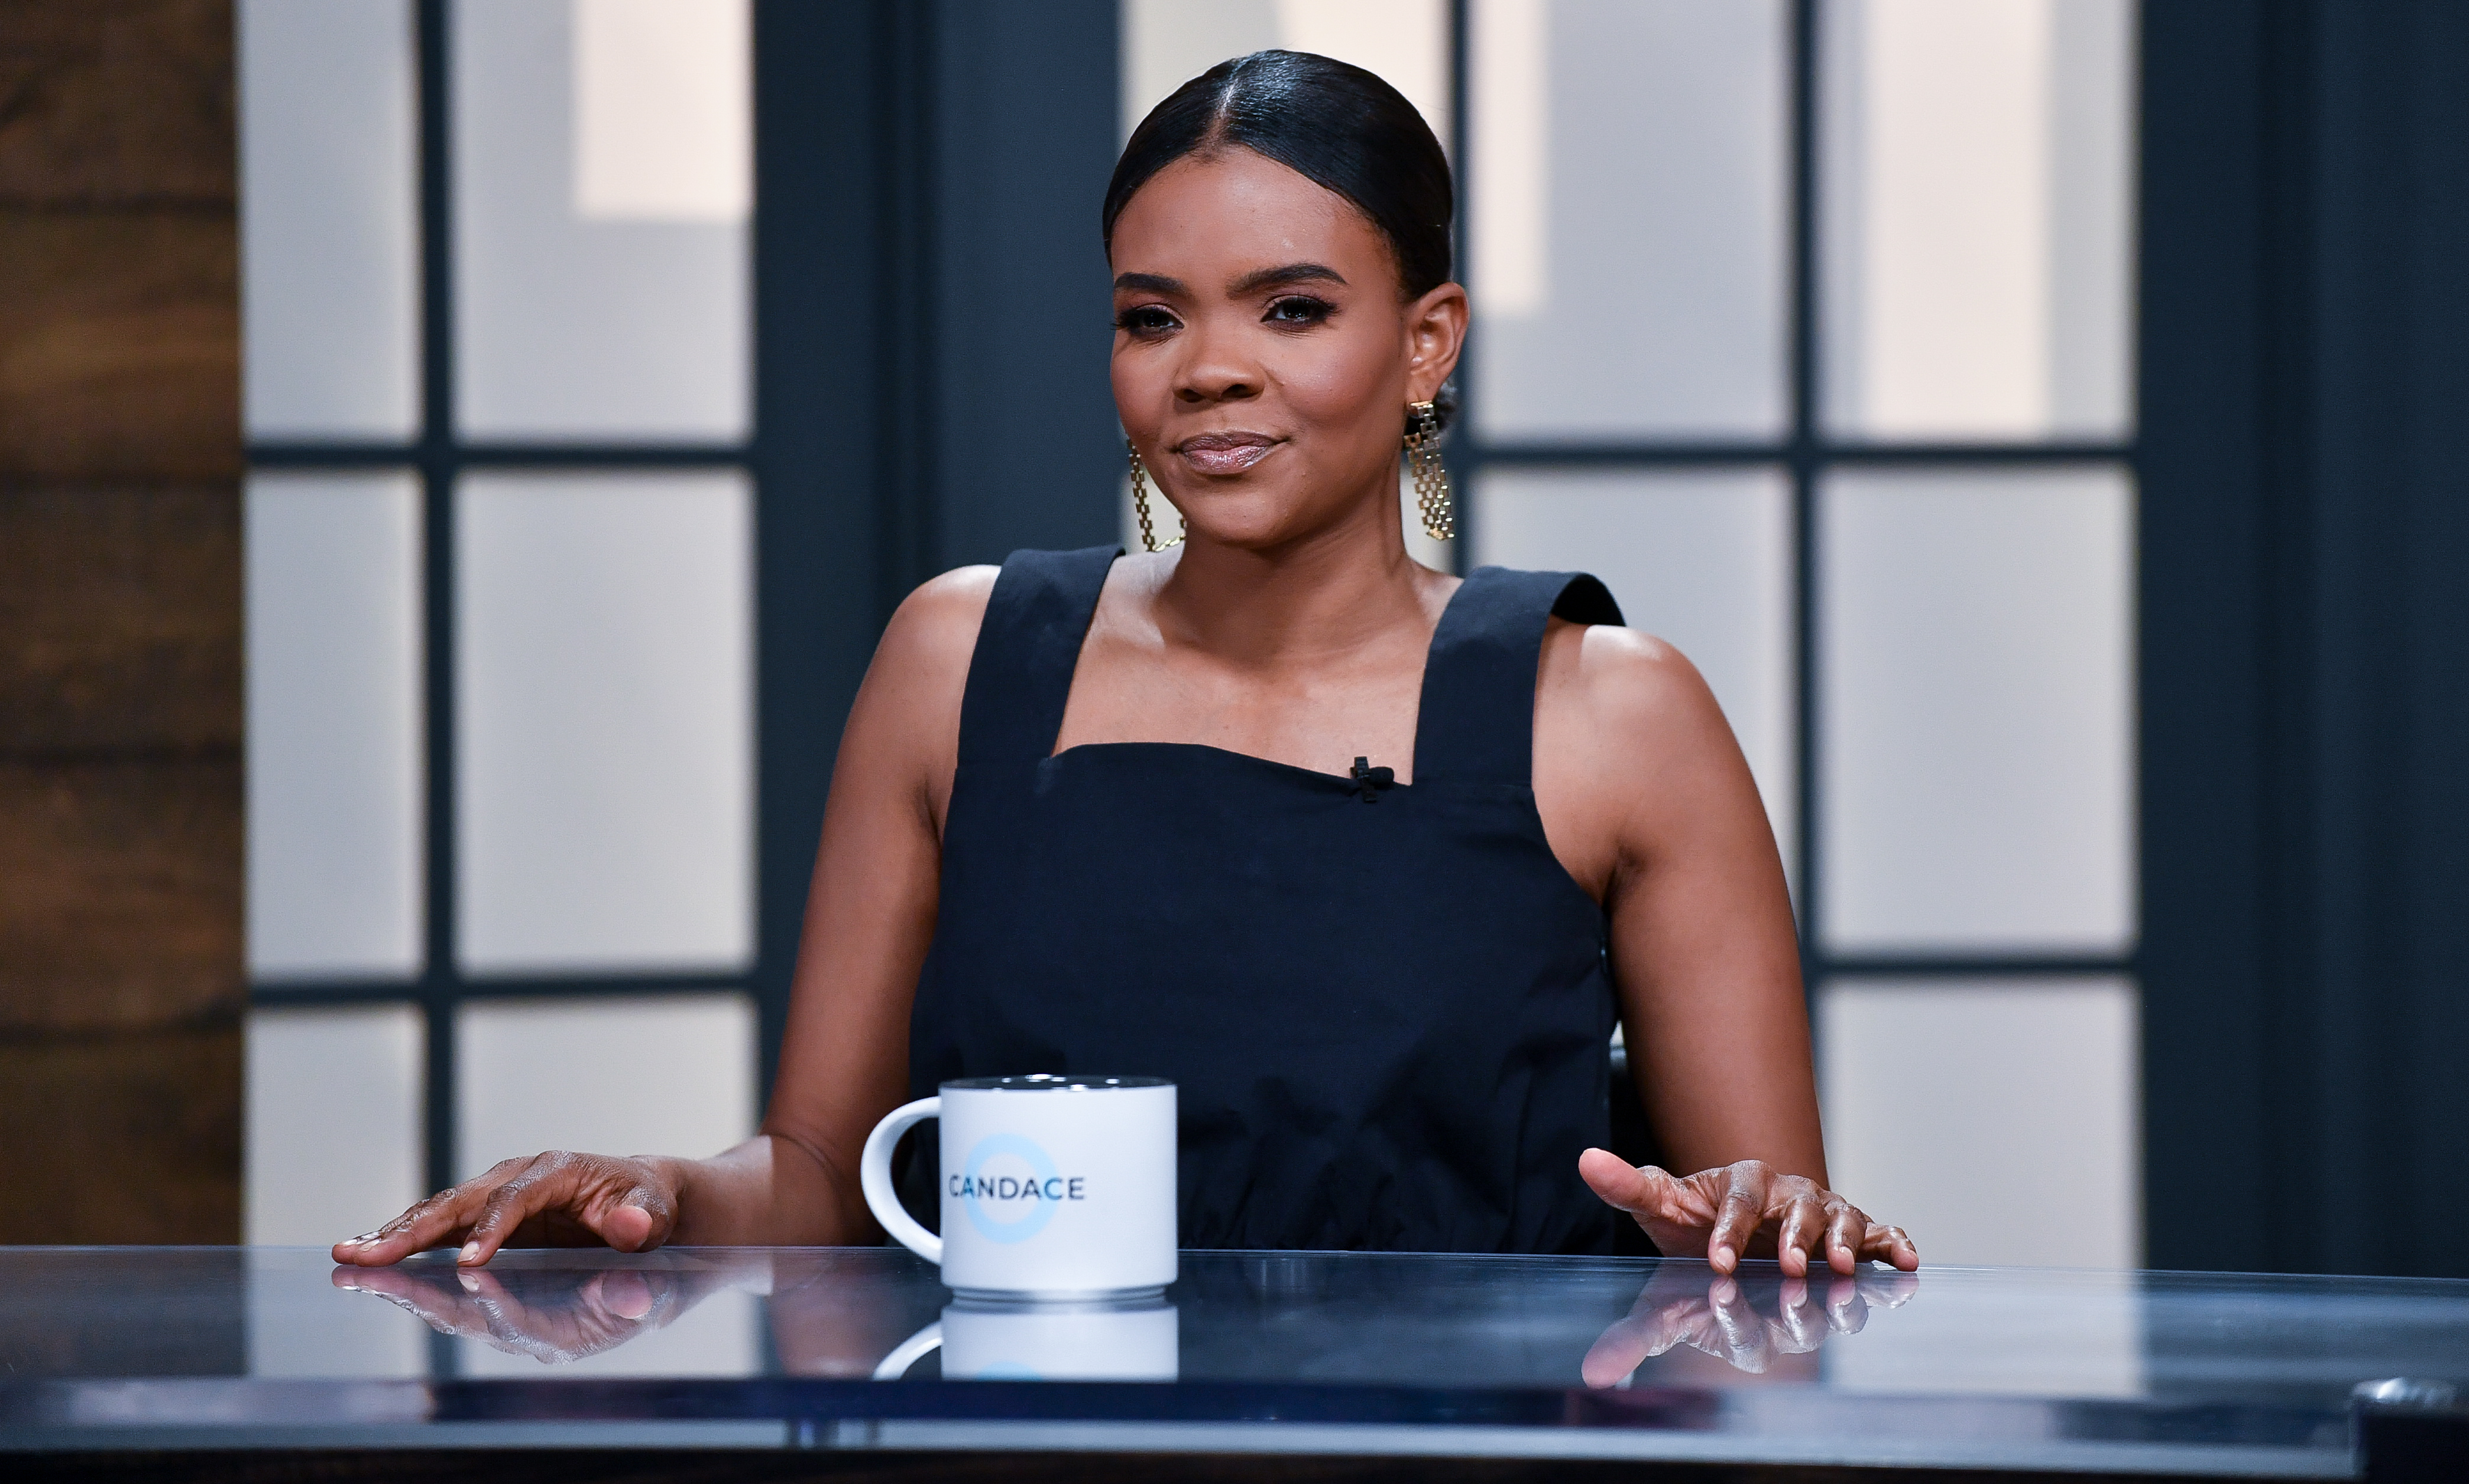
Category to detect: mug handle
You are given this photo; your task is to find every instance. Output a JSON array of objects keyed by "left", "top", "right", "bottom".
[{"left": 859, "top": 1095, "right": 942, "bottom": 1263}]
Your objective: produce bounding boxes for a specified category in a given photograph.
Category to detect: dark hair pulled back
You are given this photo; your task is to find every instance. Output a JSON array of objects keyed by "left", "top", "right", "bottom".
[{"left": 1103, "top": 50, "right": 1458, "bottom": 429}]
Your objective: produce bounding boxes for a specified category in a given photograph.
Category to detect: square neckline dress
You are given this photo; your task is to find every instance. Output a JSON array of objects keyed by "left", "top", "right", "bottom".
[{"left": 906, "top": 546, "right": 1628, "bottom": 1254}]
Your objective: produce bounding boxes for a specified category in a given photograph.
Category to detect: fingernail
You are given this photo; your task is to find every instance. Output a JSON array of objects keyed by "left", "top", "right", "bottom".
[
  {"left": 458, "top": 1271, "right": 481, "bottom": 1292},
  {"left": 458, "top": 1242, "right": 480, "bottom": 1264}
]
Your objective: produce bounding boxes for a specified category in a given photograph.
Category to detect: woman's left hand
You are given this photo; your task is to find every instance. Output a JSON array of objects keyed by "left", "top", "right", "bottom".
[{"left": 1579, "top": 1150, "right": 1919, "bottom": 1276}]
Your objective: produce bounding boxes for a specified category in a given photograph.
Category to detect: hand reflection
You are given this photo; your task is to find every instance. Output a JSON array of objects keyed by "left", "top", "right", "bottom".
[
  {"left": 332, "top": 1256, "right": 728, "bottom": 1366},
  {"left": 1584, "top": 1261, "right": 1919, "bottom": 1387}
]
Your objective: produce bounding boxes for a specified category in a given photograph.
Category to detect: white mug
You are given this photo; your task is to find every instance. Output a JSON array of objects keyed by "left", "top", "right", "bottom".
[
  {"left": 858, "top": 1074, "right": 1177, "bottom": 1300},
  {"left": 872, "top": 1298, "right": 1179, "bottom": 1382}
]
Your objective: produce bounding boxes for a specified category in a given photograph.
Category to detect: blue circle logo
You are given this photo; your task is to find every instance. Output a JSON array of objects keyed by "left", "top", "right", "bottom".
[{"left": 960, "top": 1133, "right": 1062, "bottom": 1244}]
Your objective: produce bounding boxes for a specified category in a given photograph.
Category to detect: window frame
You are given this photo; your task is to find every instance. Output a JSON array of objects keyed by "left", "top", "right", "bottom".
[
  {"left": 1442, "top": 0, "right": 2141, "bottom": 1003},
  {"left": 245, "top": 0, "right": 779, "bottom": 1237}
]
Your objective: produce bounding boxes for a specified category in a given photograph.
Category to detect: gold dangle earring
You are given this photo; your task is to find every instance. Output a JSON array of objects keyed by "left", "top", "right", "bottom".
[
  {"left": 1405, "top": 400, "right": 1455, "bottom": 542},
  {"left": 1129, "top": 437, "right": 1181, "bottom": 554}
]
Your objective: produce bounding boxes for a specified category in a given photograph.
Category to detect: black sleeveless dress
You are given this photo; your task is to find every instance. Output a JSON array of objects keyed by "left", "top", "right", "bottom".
[{"left": 908, "top": 546, "right": 1626, "bottom": 1254}]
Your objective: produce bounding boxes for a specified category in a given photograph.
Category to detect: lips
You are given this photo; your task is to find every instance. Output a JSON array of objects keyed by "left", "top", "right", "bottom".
[{"left": 1174, "top": 432, "right": 1281, "bottom": 477}]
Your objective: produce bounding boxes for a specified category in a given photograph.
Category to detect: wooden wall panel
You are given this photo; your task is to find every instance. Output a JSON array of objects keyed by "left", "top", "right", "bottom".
[
  {"left": 0, "top": 486, "right": 241, "bottom": 753},
  {"left": 0, "top": 0, "right": 239, "bottom": 1243},
  {"left": 0, "top": 759, "right": 242, "bottom": 1035},
  {"left": 0, "top": 1022, "right": 242, "bottom": 1245},
  {"left": 0, "top": 213, "right": 240, "bottom": 482},
  {"left": 0, "top": 0, "right": 235, "bottom": 207}
]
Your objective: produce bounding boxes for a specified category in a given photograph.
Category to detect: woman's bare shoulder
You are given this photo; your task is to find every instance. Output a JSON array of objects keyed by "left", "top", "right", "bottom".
[
  {"left": 1534, "top": 617, "right": 1754, "bottom": 858},
  {"left": 859, "top": 565, "right": 992, "bottom": 696},
  {"left": 827, "top": 566, "right": 1005, "bottom": 832},
  {"left": 847, "top": 566, "right": 1000, "bottom": 774},
  {"left": 1528, "top": 620, "right": 1728, "bottom": 895},
  {"left": 877, "top": 565, "right": 1001, "bottom": 675},
  {"left": 1538, "top": 617, "right": 1729, "bottom": 751}
]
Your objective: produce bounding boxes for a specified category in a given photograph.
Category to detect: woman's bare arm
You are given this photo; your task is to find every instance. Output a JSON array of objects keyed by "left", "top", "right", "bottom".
[
  {"left": 1534, "top": 621, "right": 1916, "bottom": 1274},
  {"left": 335, "top": 568, "right": 994, "bottom": 1265},
  {"left": 688, "top": 566, "right": 996, "bottom": 1244}
]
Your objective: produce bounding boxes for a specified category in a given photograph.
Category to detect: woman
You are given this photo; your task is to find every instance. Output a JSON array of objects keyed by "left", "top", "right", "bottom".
[{"left": 338, "top": 51, "right": 1916, "bottom": 1279}]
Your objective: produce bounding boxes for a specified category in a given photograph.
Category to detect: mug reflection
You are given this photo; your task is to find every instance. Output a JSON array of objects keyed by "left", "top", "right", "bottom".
[
  {"left": 1585, "top": 1262, "right": 1920, "bottom": 1388},
  {"left": 876, "top": 1297, "right": 1180, "bottom": 1382}
]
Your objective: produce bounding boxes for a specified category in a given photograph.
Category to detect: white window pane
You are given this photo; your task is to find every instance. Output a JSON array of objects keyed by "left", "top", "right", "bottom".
[
  {"left": 1475, "top": 468, "right": 1795, "bottom": 874},
  {"left": 455, "top": 1281, "right": 762, "bottom": 1377},
  {"left": 1271, "top": 1, "right": 1449, "bottom": 145},
  {"left": 453, "top": 0, "right": 750, "bottom": 439},
  {"left": 240, "top": 0, "right": 419, "bottom": 439},
  {"left": 452, "top": 994, "right": 759, "bottom": 1375},
  {"left": 247, "top": 472, "right": 424, "bottom": 980},
  {"left": 1819, "top": 978, "right": 2142, "bottom": 1269},
  {"left": 249, "top": 1249, "right": 429, "bottom": 1378},
  {"left": 456, "top": 995, "right": 756, "bottom": 1178},
  {"left": 1123, "top": 2, "right": 1449, "bottom": 146},
  {"left": 457, "top": 471, "right": 753, "bottom": 974},
  {"left": 1819, "top": 466, "right": 2133, "bottom": 952},
  {"left": 1123, "top": 0, "right": 1277, "bottom": 132},
  {"left": 1822, "top": 1265, "right": 2144, "bottom": 1398},
  {"left": 1822, "top": 0, "right": 2136, "bottom": 440},
  {"left": 573, "top": 0, "right": 753, "bottom": 222},
  {"left": 1472, "top": 0, "right": 1789, "bottom": 440},
  {"left": 246, "top": 1005, "right": 424, "bottom": 1246},
  {"left": 2046, "top": 0, "right": 2137, "bottom": 438}
]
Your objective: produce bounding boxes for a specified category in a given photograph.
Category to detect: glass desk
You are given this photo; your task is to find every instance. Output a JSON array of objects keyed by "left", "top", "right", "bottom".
[{"left": 3, "top": 1248, "right": 2464, "bottom": 1479}]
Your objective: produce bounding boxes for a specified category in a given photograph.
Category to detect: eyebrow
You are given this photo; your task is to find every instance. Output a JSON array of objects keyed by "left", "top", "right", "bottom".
[
  {"left": 1110, "top": 262, "right": 1349, "bottom": 298},
  {"left": 1229, "top": 262, "right": 1347, "bottom": 295}
]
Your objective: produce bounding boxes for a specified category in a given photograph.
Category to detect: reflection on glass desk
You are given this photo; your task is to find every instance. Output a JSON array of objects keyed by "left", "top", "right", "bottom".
[{"left": 2, "top": 1248, "right": 2464, "bottom": 1477}]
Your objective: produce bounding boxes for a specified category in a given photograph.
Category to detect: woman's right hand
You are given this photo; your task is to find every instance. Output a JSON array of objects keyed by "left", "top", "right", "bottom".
[{"left": 332, "top": 1151, "right": 686, "bottom": 1268}]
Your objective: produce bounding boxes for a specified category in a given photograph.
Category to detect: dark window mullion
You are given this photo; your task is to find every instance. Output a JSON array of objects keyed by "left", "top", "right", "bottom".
[
  {"left": 246, "top": 441, "right": 419, "bottom": 468},
  {"left": 250, "top": 442, "right": 753, "bottom": 469},
  {"left": 448, "top": 444, "right": 753, "bottom": 465},
  {"left": 1825, "top": 954, "right": 2140, "bottom": 981},
  {"left": 1461, "top": 440, "right": 2133, "bottom": 468},
  {"left": 256, "top": 971, "right": 760, "bottom": 1008},
  {"left": 1789, "top": 0, "right": 1823, "bottom": 981},
  {"left": 413, "top": 0, "right": 459, "bottom": 1219},
  {"left": 1445, "top": 0, "right": 1473, "bottom": 576},
  {"left": 412, "top": 0, "right": 460, "bottom": 1383}
]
